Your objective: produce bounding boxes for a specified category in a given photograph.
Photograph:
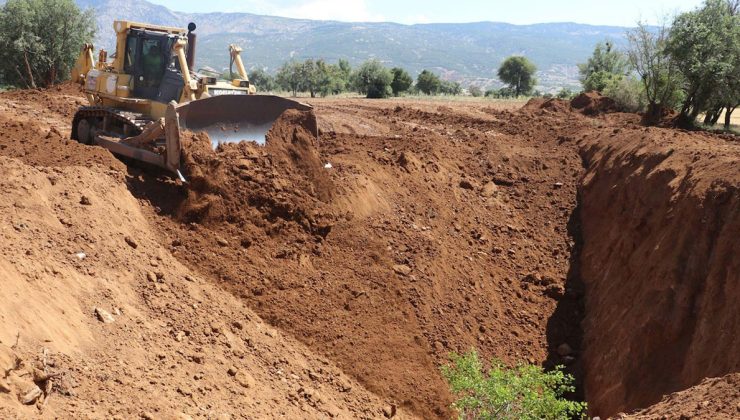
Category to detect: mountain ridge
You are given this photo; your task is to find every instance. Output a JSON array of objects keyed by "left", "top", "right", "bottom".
[{"left": 27, "top": 0, "right": 635, "bottom": 90}]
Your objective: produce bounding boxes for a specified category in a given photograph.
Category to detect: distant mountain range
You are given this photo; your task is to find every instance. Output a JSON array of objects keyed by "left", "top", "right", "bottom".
[{"left": 72, "top": 0, "right": 633, "bottom": 90}]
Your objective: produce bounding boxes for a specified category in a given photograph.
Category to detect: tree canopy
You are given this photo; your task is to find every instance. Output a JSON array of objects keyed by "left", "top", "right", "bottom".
[
  {"left": 578, "top": 41, "right": 629, "bottom": 92},
  {"left": 352, "top": 59, "right": 393, "bottom": 98},
  {"left": 248, "top": 68, "right": 277, "bottom": 92},
  {"left": 665, "top": 0, "right": 740, "bottom": 126},
  {"left": 0, "top": 0, "right": 96, "bottom": 88},
  {"left": 416, "top": 70, "right": 441, "bottom": 95},
  {"left": 497, "top": 56, "right": 537, "bottom": 96},
  {"left": 390, "top": 67, "right": 413, "bottom": 96}
]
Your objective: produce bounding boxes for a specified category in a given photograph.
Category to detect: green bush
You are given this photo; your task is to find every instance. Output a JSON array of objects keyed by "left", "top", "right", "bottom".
[
  {"left": 469, "top": 86, "right": 483, "bottom": 97},
  {"left": 352, "top": 59, "right": 392, "bottom": 98},
  {"left": 441, "top": 351, "right": 586, "bottom": 420},
  {"left": 603, "top": 76, "right": 648, "bottom": 113}
]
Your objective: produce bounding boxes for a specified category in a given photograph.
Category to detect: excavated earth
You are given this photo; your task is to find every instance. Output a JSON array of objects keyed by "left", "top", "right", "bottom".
[{"left": 0, "top": 85, "right": 737, "bottom": 419}]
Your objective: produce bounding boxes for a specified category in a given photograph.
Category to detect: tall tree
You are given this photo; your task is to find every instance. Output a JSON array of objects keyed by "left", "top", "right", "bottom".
[
  {"left": 665, "top": 0, "right": 740, "bottom": 126},
  {"left": 390, "top": 67, "right": 413, "bottom": 96},
  {"left": 497, "top": 56, "right": 537, "bottom": 96},
  {"left": 0, "top": 0, "right": 95, "bottom": 88},
  {"left": 416, "top": 70, "right": 441, "bottom": 95},
  {"left": 578, "top": 41, "right": 630, "bottom": 92},
  {"left": 626, "top": 22, "right": 683, "bottom": 124},
  {"left": 351, "top": 59, "right": 393, "bottom": 98}
]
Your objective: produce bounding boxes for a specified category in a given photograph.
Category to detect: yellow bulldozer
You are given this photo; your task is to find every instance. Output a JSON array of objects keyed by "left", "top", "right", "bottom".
[{"left": 70, "top": 20, "right": 314, "bottom": 179}]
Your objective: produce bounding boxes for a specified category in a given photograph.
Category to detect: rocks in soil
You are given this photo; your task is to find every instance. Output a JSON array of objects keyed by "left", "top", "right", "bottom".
[
  {"left": 397, "top": 151, "right": 421, "bottom": 172},
  {"left": 94, "top": 307, "right": 115, "bottom": 323},
  {"left": 392, "top": 264, "right": 412, "bottom": 276},
  {"left": 79, "top": 195, "right": 92, "bottom": 205},
  {"left": 124, "top": 236, "right": 138, "bottom": 249},
  {"left": 480, "top": 181, "right": 498, "bottom": 197},
  {"left": 20, "top": 385, "right": 43, "bottom": 404}
]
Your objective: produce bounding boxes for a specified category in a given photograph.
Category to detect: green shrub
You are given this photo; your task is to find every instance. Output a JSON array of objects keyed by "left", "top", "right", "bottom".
[
  {"left": 441, "top": 351, "right": 586, "bottom": 420},
  {"left": 352, "top": 59, "right": 393, "bottom": 98},
  {"left": 603, "top": 76, "right": 648, "bottom": 113}
]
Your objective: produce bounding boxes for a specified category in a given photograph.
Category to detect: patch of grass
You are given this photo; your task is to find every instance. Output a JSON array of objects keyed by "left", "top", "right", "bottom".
[{"left": 441, "top": 350, "right": 586, "bottom": 420}]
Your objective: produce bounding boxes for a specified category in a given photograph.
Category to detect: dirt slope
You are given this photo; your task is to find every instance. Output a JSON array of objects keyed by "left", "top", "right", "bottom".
[
  {"left": 622, "top": 373, "right": 740, "bottom": 419},
  {"left": 0, "top": 84, "right": 737, "bottom": 419},
  {"left": 0, "top": 90, "right": 408, "bottom": 419},
  {"left": 577, "top": 124, "right": 740, "bottom": 417},
  {"left": 129, "top": 97, "right": 589, "bottom": 418}
]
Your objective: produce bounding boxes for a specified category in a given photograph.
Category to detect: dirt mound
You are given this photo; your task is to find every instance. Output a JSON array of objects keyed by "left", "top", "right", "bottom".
[
  {"left": 521, "top": 97, "right": 572, "bottom": 114},
  {"left": 570, "top": 91, "right": 617, "bottom": 115},
  {"left": 0, "top": 116, "right": 124, "bottom": 171},
  {"left": 134, "top": 97, "right": 592, "bottom": 419},
  {"left": 622, "top": 373, "right": 740, "bottom": 419},
  {"left": 178, "top": 109, "right": 335, "bottom": 237},
  {"left": 0, "top": 83, "right": 84, "bottom": 121},
  {"left": 578, "top": 126, "right": 740, "bottom": 417},
  {"left": 0, "top": 155, "right": 406, "bottom": 419}
]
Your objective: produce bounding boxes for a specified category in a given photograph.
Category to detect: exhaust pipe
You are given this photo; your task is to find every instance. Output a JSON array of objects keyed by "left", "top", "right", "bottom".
[{"left": 186, "top": 22, "right": 197, "bottom": 70}]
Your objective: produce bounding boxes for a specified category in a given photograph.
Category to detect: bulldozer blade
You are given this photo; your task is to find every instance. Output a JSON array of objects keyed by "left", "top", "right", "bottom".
[{"left": 175, "top": 95, "right": 316, "bottom": 148}]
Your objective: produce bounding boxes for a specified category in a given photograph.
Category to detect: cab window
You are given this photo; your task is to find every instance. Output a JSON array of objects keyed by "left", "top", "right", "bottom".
[
  {"left": 124, "top": 36, "right": 137, "bottom": 73},
  {"left": 142, "top": 39, "right": 165, "bottom": 87}
]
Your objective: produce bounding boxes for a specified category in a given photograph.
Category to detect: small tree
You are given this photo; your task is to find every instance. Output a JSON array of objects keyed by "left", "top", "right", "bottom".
[
  {"left": 469, "top": 85, "right": 483, "bottom": 97},
  {"left": 390, "top": 67, "right": 413, "bottom": 96},
  {"left": 276, "top": 61, "right": 304, "bottom": 96},
  {"left": 578, "top": 41, "right": 629, "bottom": 92},
  {"left": 497, "top": 56, "right": 537, "bottom": 97},
  {"left": 440, "top": 80, "right": 462, "bottom": 95},
  {"left": 442, "top": 351, "right": 586, "bottom": 420},
  {"left": 248, "top": 68, "right": 276, "bottom": 92},
  {"left": 0, "top": 0, "right": 96, "bottom": 88},
  {"left": 603, "top": 76, "right": 648, "bottom": 113},
  {"left": 627, "top": 21, "right": 683, "bottom": 123},
  {"left": 352, "top": 59, "right": 392, "bottom": 98},
  {"left": 416, "top": 70, "right": 441, "bottom": 95}
]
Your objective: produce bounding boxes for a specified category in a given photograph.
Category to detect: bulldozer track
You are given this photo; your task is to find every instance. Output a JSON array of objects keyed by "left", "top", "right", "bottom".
[{"left": 71, "top": 106, "right": 154, "bottom": 141}]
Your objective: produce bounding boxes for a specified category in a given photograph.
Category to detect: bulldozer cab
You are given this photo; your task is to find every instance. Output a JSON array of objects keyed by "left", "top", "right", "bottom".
[{"left": 123, "top": 29, "right": 181, "bottom": 101}]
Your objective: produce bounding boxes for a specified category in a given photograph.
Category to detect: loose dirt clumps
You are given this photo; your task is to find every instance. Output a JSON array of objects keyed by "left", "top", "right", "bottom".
[
  {"left": 178, "top": 109, "right": 335, "bottom": 237},
  {"left": 570, "top": 91, "right": 618, "bottom": 115}
]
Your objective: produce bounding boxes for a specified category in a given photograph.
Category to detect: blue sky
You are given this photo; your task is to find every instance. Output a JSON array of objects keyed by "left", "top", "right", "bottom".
[{"left": 147, "top": 0, "right": 705, "bottom": 26}]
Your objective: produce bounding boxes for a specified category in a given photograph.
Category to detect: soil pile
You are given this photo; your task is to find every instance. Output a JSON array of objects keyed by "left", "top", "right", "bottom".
[
  {"left": 0, "top": 89, "right": 408, "bottom": 419},
  {"left": 578, "top": 126, "right": 740, "bottom": 417},
  {"left": 623, "top": 373, "right": 740, "bottom": 419},
  {"left": 522, "top": 97, "right": 572, "bottom": 114},
  {"left": 142, "top": 97, "right": 591, "bottom": 418},
  {"left": 178, "top": 109, "right": 335, "bottom": 237},
  {"left": 571, "top": 91, "right": 618, "bottom": 115}
]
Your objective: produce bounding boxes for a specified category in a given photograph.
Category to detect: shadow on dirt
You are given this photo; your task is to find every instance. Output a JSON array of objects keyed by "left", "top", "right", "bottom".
[
  {"left": 123, "top": 162, "right": 186, "bottom": 217},
  {"left": 544, "top": 192, "right": 586, "bottom": 402}
]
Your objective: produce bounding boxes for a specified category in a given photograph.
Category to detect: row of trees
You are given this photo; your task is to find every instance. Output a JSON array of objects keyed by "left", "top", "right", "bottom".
[
  {"left": 578, "top": 0, "right": 739, "bottom": 127},
  {"left": 248, "top": 59, "right": 469, "bottom": 98},
  {"left": 250, "top": 55, "right": 539, "bottom": 100}
]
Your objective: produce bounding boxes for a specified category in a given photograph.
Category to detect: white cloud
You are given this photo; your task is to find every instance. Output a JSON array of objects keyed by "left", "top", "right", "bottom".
[{"left": 274, "top": 0, "right": 386, "bottom": 22}]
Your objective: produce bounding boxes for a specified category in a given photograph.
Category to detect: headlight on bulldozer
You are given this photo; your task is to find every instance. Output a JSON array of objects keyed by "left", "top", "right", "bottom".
[
  {"left": 239, "top": 80, "right": 250, "bottom": 88},
  {"left": 202, "top": 76, "right": 217, "bottom": 85}
]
